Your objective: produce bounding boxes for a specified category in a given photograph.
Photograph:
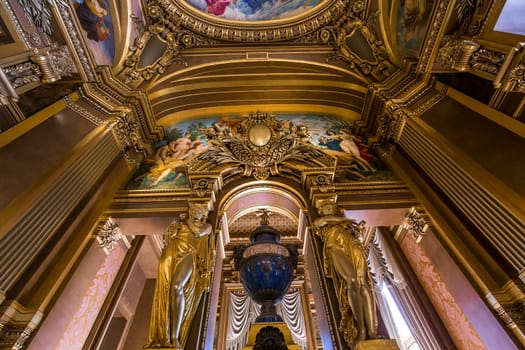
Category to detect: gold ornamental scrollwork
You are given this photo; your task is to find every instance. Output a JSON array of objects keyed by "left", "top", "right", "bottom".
[
  {"left": 188, "top": 111, "right": 334, "bottom": 180},
  {"left": 320, "top": 5, "right": 396, "bottom": 81},
  {"left": 154, "top": 0, "right": 346, "bottom": 42},
  {"left": 123, "top": 5, "right": 188, "bottom": 86}
]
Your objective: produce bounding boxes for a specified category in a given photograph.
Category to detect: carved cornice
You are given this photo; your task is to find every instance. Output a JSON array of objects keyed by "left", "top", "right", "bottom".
[
  {"left": 0, "top": 301, "right": 43, "bottom": 350},
  {"left": 155, "top": 0, "right": 346, "bottom": 43},
  {"left": 97, "top": 67, "right": 165, "bottom": 146}
]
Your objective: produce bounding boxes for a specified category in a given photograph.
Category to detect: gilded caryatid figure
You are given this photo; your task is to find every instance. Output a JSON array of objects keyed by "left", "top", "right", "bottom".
[
  {"left": 145, "top": 203, "right": 214, "bottom": 349},
  {"left": 314, "top": 200, "right": 378, "bottom": 347}
]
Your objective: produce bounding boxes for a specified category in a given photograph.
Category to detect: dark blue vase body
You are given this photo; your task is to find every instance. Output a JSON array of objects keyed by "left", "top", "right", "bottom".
[{"left": 235, "top": 225, "right": 297, "bottom": 322}]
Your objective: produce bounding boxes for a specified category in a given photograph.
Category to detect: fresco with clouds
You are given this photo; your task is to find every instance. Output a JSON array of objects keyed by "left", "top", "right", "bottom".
[
  {"left": 185, "top": 0, "right": 322, "bottom": 21},
  {"left": 125, "top": 113, "right": 396, "bottom": 190},
  {"left": 73, "top": 0, "right": 115, "bottom": 66}
]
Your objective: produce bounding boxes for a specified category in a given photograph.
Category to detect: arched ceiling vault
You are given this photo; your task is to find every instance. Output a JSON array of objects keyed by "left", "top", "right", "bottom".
[{"left": 146, "top": 59, "right": 369, "bottom": 126}]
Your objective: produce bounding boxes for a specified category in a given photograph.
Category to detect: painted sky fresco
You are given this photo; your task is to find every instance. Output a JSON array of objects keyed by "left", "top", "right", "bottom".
[
  {"left": 186, "top": 0, "right": 322, "bottom": 21},
  {"left": 73, "top": 0, "right": 115, "bottom": 66},
  {"left": 126, "top": 114, "right": 396, "bottom": 190}
]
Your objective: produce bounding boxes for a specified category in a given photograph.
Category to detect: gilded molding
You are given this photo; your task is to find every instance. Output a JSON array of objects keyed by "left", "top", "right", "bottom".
[
  {"left": 155, "top": 0, "right": 346, "bottom": 43},
  {"left": 63, "top": 94, "right": 104, "bottom": 126},
  {"left": 417, "top": 0, "right": 453, "bottom": 73},
  {"left": 55, "top": 1, "right": 96, "bottom": 81},
  {"left": 97, "top": 67, "right": 165, "bottom": 145},
  {"left": 0, "top": 0, "right": 31, "bottom": 47}
]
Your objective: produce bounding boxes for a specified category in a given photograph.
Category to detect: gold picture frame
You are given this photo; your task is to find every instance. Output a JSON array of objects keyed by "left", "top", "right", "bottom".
[{"left": 0, "top": 4, "right": 28, "bottom": 60}]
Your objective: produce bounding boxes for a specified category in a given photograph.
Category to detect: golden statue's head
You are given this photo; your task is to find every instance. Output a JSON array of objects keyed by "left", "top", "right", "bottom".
[
  {"left": 317, "top": 199, "right": 339, "bottom": 217},
  {"left": 188, "top": 202, "right": 209, "bottom": 225}
]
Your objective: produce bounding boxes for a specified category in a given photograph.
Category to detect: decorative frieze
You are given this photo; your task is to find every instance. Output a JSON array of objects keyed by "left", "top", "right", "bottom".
[
  {"left": 436, "top": 37, "right": 480, "bottom": 72},
  {"left": 2, "top": 62, "right": 41, "bottom": 89},
  {"left": 470, "top": 46, "right": 506, "bottom": 76}
]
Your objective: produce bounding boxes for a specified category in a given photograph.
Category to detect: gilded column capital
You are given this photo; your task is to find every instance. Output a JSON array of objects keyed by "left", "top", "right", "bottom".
[
  {"left": 401, "top": 207, "right": 429, "bottom": 243},
  {"left": 495, "top": 43, "right": 525, "bottom": 93},
  {"left": 97, "top": 218, "right": 123, "bottom": 254},
  {"left": 378, "top": 107, "right": 409, "bottom": 144}
]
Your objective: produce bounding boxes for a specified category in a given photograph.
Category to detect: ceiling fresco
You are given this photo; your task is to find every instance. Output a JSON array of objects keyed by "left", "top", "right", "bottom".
[
  {"left": 185, "top": 0, "right": 323, "bottom": 21},
  {"left": 73, "top": 0, "right": 115, "bottom": 66},
  {"left": 126, "top": 113, "right": 396, "bottom": 190}
]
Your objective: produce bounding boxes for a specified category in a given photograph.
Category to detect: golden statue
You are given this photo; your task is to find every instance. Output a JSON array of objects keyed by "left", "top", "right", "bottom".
[
  {"left": 145, "top": 203, "right": 214, "bottom": 349},
  {"left": 314, "top": 200, "right": 378, "bottom": 347}
]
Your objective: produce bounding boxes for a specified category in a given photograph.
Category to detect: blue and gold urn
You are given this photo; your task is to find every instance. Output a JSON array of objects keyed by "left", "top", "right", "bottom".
[{"left": 234, "top": 211, "right": 298, "bottom": 322}]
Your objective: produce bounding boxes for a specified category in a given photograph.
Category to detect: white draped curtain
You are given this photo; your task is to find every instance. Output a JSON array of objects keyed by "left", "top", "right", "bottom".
[
  {"left": 279, "top": 289, "right": 307, "bottom": 348},
  {"left": 226, "top": 292, "right": 259, "bottom": 350},
  {"left": 225, "top": 289, "right": 308, "bottom": 350}
]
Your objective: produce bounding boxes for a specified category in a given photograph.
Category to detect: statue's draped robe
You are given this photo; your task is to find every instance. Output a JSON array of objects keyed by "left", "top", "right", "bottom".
[
  {"left": 146, "top": 228, "right": 205, "bottom": 347},
  {"left": 318, "top": 220, "right": 375, "bottom": 345}
]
